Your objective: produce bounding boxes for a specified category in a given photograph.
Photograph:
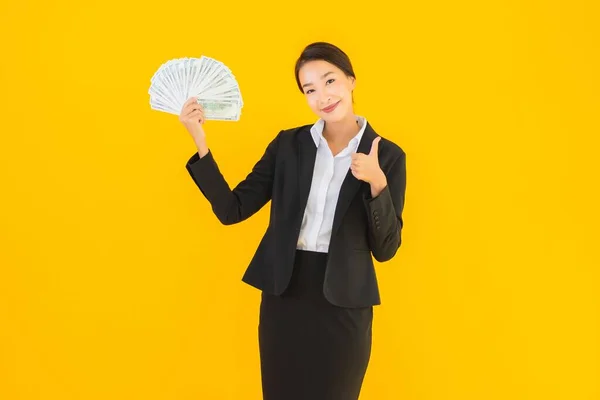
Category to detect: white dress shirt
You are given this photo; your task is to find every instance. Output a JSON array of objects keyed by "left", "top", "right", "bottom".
[{"left": 296, "top": 116, "right": 368, "bottom": 253}]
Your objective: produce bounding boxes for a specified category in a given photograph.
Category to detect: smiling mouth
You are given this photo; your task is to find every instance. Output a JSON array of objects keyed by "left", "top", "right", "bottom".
[{"left": 322, "top": 100, "right": 340, "bottom": 112}]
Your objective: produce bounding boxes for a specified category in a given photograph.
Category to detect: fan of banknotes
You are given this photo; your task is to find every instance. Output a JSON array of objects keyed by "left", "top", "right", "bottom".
[{"left": 148, "top": 56, "right": 243, "bottom": 121}]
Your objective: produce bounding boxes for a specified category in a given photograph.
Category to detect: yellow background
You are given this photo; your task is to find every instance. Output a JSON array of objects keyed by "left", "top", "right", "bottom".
[{"left": 1, "top": 0, "right": 599, "bottom": 399}]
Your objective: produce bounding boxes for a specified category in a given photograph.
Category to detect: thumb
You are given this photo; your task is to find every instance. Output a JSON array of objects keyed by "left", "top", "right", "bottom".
[{"left": 369, "top": 136, "right": 381, "bottom": 157}]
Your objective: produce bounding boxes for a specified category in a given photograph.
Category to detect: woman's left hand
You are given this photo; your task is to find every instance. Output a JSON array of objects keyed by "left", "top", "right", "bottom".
[{"left": 350, "top": 136, "right": 388, "bottom": 197}]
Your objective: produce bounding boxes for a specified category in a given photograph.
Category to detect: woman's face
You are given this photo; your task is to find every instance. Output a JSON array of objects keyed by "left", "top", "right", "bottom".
[{"left": 298, "top": 60, "right": 355, "bottom": 122}]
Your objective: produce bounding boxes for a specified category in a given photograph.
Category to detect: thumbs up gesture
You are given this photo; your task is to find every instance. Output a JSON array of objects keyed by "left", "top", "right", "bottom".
[{"left": 350, "top": 136, "right": 388, "bottom": 197}]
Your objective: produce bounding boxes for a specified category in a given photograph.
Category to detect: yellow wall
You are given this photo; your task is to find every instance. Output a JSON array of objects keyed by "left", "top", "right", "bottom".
[{"left": 1, "top": 0, "right": 598, "bottom": 399}]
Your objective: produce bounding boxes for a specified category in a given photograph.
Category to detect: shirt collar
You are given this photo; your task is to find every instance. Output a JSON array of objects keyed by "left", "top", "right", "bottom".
[{"left": 309, "top": 116, "right": 368, "bottom": 150}]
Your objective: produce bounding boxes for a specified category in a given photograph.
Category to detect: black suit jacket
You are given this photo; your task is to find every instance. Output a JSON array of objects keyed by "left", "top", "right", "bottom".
[{"left": 185, "top": 121, "right": 406, "bottom": 308}]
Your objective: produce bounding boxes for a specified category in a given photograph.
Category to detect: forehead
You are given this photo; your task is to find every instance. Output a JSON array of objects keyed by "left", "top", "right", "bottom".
[{"left": 298, "top": 60, "right": 342, "bottom": 81}]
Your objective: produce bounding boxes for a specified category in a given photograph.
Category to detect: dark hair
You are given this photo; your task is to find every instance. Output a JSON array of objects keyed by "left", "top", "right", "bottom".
[{"left": 294, "top": 42, "right": 356, "bottom": 94}]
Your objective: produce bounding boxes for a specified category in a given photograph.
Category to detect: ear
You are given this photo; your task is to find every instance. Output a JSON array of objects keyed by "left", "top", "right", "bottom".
[{"left": 350, "top": 77, "right": 356, "bottom": 90}]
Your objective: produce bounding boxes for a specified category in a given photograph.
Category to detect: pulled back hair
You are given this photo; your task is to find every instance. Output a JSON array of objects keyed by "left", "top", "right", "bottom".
[{"left": 294, "top": 42, "right": 356, "bottom": 94}]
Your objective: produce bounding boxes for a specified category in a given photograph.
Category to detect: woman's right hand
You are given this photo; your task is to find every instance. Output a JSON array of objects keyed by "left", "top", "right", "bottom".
[{"left": 179, "top": 97, "right": 206, "bottom": 142}]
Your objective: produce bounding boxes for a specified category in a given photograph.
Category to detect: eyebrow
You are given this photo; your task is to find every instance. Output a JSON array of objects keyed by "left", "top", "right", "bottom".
[{"left": 302, "top": 71, "right": 335, "bottom": 88}]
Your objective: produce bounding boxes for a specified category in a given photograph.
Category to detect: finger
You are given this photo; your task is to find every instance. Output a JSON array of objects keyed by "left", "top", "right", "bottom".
[
  {"left": 185, "top": 106, "right": 205, "bottom": 118},
  {"left": 193, "top": 110, "right": 206, "bottom": 124},
  {"left": 184, "top": 96, "right": 199, "bottom": 107},
  {"left": 369, "top": 136, "right": 381, "bottom": 157},
  {"left": 182, "top": 100, "right": 204, "bottom": 115},
  {"left": 180, "top": 98, "right": 196, "bottom": 114},
  {"left": 185, "top": 110, "right": 203, "bottom": 121},
  {"left": 352, "top": 153, "right": 366, "bottom": 162},
  {"left": 183, "top": 103, "right": 203, "bottom": 115}
]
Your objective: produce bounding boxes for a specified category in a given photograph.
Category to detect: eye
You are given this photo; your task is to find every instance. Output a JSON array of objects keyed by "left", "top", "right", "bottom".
[
  {"left": 306, "top": 89, "right": 315, "bottom": 94},
  {"left": 326, "top": 78, "right": 335, "bottom": 84}
]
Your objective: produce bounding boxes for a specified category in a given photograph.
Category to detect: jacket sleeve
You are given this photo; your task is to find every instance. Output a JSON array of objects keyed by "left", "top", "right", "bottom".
[
  {"left": 362, "top": 151, "right": 407, "bottom": 262},
  {"left": 185, "top": 131, "right": 282, "bottom": 225}
]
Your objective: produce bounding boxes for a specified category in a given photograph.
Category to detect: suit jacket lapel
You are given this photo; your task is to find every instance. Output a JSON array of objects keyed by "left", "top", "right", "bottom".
[
  {"left": 330, "top": 123, "right": 376, "bottom": 239},
  {"left": 296, "top": 122, "right": 377, "bottom": 240},
  {"left": 297, "top": 126, "right": 317, "bottom": 218}
]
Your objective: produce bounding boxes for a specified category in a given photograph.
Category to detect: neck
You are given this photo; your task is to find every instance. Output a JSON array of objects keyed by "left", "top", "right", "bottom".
[{"left": 322, "top": 114, "right": 360, "bottom": 145}]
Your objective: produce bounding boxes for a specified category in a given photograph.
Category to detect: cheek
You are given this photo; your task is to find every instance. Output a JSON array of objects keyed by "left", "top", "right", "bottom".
[
  {"left": 329, "top": 83, "right": 348, "bottom": 98},
  {"left": 307, "top": 96, "right": 319, "bottom": 110}
]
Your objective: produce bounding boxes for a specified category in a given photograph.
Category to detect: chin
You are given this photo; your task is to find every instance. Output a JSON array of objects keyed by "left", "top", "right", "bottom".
[
  {"left": 320, "top": 114, "right": 341, "bottom": 123},
  {"left": 320, "top": 105, "right": 349, "bottom": 122}
]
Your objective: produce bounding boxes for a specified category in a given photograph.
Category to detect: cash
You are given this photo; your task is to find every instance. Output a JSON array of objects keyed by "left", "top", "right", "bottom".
[
  {"left": 148, "top": 56, "right": 244, "bottom": 121},
  {"left": 196, "top": 99, "right": 241, "bottom": 121}
]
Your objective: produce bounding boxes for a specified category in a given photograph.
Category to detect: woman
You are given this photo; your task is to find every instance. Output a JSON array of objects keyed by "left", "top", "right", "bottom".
[{"left": 180, "top": 42, "right": 406, "bottom": 400}]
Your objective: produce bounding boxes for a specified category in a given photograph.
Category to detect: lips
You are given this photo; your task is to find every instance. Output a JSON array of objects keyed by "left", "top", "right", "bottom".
[{"left": 322, "top": 100, "right": 340, "bottom": 113}]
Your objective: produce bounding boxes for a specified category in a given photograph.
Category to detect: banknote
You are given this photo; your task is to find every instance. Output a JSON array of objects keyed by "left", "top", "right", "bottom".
[
  {"left": 149, "top": 56, "right": 243, "bottom": 121},
  {"left": 196, "top": 98, "right": 241, "bottom": 121}
]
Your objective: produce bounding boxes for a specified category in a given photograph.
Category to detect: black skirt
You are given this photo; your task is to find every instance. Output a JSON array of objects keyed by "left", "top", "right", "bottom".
[{"left": 258, "top": 249, "right": 373, "bottom": 400}]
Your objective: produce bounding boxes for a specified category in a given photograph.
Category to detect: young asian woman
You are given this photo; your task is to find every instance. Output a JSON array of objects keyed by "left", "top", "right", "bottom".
[{"left": 180, "top": 42, "right": 407, "bottom": 400}]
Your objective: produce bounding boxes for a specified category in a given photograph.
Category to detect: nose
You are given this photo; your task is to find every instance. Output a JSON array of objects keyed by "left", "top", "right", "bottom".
[{"left": 319, "top": 95, "right": 332, "bottom": 107}]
